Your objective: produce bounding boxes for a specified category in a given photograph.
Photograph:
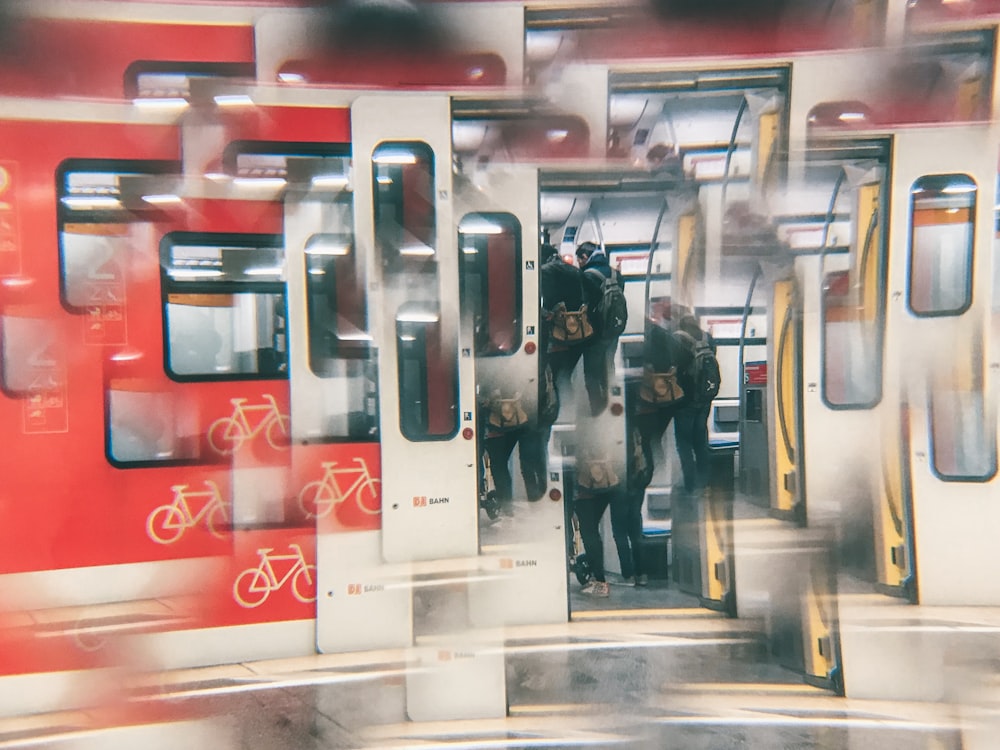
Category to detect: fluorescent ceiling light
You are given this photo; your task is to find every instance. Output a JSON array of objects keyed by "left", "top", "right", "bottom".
[{"left": 214, "top": 94, "right": 254, "bottom": 107}]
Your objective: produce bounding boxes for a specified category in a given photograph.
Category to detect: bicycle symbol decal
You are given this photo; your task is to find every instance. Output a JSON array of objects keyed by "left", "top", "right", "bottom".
[
  {"left": 232, "top": 544, "right": 316, "bottom": 608},
  {"left": 208, "top": 394, "right": 290, "bottom": 455},
  {"left": 297, "top": 457, "right": 381, "bottom": 518},
  {"left": 146, "top": 480, "right": 229, "bottom": 544}
]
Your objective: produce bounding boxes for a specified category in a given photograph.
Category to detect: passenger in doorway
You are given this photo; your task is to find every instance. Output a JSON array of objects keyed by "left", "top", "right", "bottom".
[
  {"left": 480, "top": 388, "right": 547, "bottom": 517},
  {"left": 576, "top": 241, "right": 618, "bottom": 416},
  {"left": 610, "top": 426, "right": 650, "bottom": 587},
  {"left": 574, "top": 439, "right": 623, "bottom": 598},
  {"left": 634, "top": 320, "right": 685, "bottom": 488},
  {"left": 540, "top": 243, "right": 602, "bottom": 419},
  {"left": 672, "top": 314, "right": 718, "bottom": 492}
]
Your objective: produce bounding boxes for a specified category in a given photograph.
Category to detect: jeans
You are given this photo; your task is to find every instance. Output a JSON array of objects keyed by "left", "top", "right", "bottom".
[
  {"left": 610, "top": 488, "right": 645, "bottom": 579},
  {"left": 674, "top": 402, "right": 712, "bottom": 491},
  {"left": 484, "top": 426, "right": 548, "bottom": 506},
  {"left": 634, "top": 404, "right": 677, "bottom": 483},
  {"left": 549, "top": 337, "right": 612, "bottom": 417},
  {"left": 575, "top": 490, "right": 613, "bottom": 583}
]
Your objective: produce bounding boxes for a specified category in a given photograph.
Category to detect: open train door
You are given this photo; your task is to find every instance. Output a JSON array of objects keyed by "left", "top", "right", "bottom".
[
  {"left": 282, "top": 144, "right": 414, "bottom": 654},
  {"left": 769, "top": 275, "right": 805, "bottom": 522},
  {"left": 454, "top": 166, "right": 569, "bottom": 627},
  {"left": 883, "top": 125, "right": 999, "bottom": 607}
]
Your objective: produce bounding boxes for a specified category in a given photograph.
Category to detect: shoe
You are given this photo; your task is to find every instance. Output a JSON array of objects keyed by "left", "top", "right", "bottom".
[
  {"left": 636, "top": 574, "right": 649, "bottom": 587},
  {"left": 583, "top": 581, "right": 609, "bottom": 598},
  {"left": 615, "top": 576, "right": 636, "bottom": 587}
]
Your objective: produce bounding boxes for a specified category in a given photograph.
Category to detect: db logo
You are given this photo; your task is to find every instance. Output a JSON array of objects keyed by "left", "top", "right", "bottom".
[
  {"left": 347, "top": 583, "right": 362, "bottom": 595},
  {"left": 499, "top": 558, "right": 514, "bottom": 569},
  {"left": 413, "top": 496, "right": 428, "bottom": 507},
  {"left": 438, "top": 650, "right": 452, "bottom": 661}
]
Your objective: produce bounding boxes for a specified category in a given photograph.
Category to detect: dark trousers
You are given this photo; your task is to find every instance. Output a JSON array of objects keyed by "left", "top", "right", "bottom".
[
  {"left": 634, "top": 404, "right": 677, "bottom": 481},
  {"left": 674, "top": 402, "right": 712, "bottom": 491},
  {"left": 575, "top": 490, "right": 613, "bottom": 582},
  {"left": 484, "top": 426, "right": 547, "bottom": 505},
  {"left": 610, "top": 489, "right": 645, "bottom": 579},
  {"left": 549, "top": 338, "right": 610, "bottom": 417}
]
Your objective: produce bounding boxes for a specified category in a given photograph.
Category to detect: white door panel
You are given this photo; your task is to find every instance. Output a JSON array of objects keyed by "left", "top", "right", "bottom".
[{"left": 352, "top": 95, "right": 479, "bottom": 563}]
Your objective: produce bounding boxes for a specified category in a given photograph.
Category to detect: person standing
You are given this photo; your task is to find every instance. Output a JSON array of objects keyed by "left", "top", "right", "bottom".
[
  {"left": 574, "top": 439, "right": 622, "bottom": 598},
  {"left": 672, "top": 314, "right": 718, "bottom": 492},
  {"left": 634, "top": 320, "right": 685, "bottom": 488},
  {"left": 609, "top": 425, "right": 651, "bottom": 586},
  {"left": 576, "top": 241, "right": 621, "bottom": 416},
  {"left": 540, "top": 243, "right": 597, "bottom": 418}
]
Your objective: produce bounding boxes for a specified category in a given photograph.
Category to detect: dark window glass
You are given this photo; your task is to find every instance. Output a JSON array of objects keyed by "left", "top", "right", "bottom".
[{"left": 458, "top": 212, "right": 522, "bottom": 356}]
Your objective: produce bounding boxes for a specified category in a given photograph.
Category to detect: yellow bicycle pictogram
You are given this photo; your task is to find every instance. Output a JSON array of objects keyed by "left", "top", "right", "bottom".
[
  {"left": 297, "top": 457, "right": 381, "bottom": 518},
  {"left": 146, "top": 481, "right": 229, "bottom": 544},
  {"left": 232, "top": 544, "right": 316, "bottom": 608},
  {"left": 208, "top": 394, "right": 290, "bottom": 455}
]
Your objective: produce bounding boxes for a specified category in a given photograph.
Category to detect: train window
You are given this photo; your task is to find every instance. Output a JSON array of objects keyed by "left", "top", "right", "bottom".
[
  {"left": 222, "top": 143, "right": 351, "bottom": 183},
  {"left": 161, "top": 233, "right": 287, "bottom": 380},
  {"left": 396, "top": 303, "right": 458, "bottom": 441},
  {"left": 304, "top": 199, "right": 372, "bottom": 373},
  {"left": 124, "top": 62, "right": 255, "bottom": 102},
  {"left": 56, "top": 159, "right": 178, "bottom": 320},
  {"left": 821, "top": 270, "right": 881, "bottom": 408},
  {"left": 107, "top": 386, "right": 199, "bottom": 465},
  {"left": 930, "top": 384, "right": 997, "bottom": 483},
  {"left": 373, "top": 142, "right": 436, "bottom": 272},
  {"left": 908, "top": 174, "right": 976, "bottom": 316},
  {"left": 458, "top": 213, "right": 522, "bottom": 356}
]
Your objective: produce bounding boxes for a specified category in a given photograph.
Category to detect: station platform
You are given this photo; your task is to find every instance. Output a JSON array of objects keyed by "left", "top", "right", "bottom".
[{"left": 0, "top": 594, "right": 982, "bottom": 749}]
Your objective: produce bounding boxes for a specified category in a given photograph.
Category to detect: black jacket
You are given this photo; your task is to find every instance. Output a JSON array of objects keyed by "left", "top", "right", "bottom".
[
  {"left": 580, "top": 251, "right": 613, "bottom": 336},
  {"left": 672, "top": 328, "right": 716, "bottom": 403},
  {"left": 644, "top": 323, "right": 681, "bottom": 373},
  {"left": 541, "top": 253, "right": 585, "bottom": 313}
]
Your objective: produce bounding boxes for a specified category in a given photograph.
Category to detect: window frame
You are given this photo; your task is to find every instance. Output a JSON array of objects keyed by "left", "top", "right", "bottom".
[{"left": 906, "top": 173, "right": 977, "bottom": 318}]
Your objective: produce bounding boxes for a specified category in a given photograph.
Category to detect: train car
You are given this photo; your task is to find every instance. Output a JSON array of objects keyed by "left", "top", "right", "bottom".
[{"left": 1, "top": 0, "right": 999, "bottom": 724}]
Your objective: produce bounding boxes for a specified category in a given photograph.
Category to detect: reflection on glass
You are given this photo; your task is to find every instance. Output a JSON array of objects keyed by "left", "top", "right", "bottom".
[
  {"left": 909, "top": 174, "right": 975, "bottom": 316},
  {"left": 373, "top": 142, "right": 436, "bottom": 269},
  {"left": 108, "top": 388, "right": 198, "bottom": 464},
  {"left": 821, "top": 270, "right": 880, "bottom": 408},
  {"left": 458, "top": 212, "right": 522, "bottom": 356},
  {"left": 166, "top": 293, "right": 285, "bottom": 377},
  {"left": 931, "top": 388, "right": 997, "bottom": 481},
  {"left": 162, "top": 234, "right": 287, "bottom": 379},
  {"left": 305, "top": 231, "right": 371, "bottom": 370},
  {"left": 396, "top": 302, "right": 457, "bottom": 441}
]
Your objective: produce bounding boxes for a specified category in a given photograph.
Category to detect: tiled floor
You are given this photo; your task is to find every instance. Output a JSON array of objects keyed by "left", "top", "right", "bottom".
[{"left": 0, "top": 598, "right": 979, "bottom": 749}]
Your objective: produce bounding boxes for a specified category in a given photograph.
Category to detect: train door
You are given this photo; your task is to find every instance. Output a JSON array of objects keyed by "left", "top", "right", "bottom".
[
  {"left": 756, "top": 151, "right": 877, "bottom": 689},
  {"left": 453, "top": 165, "right": 570, "bottom": 627},
  {"left": 789, "top": 141, "right": 892, "bottom": 581},
  {"left": 887, "top": 125, "right": 999, "bottom": 605},
  {"left": 768, "top": 275, "right": 804, "bottom": 521},
  {"left": 351, "top": 94, "right": 476, "bottom": 564},
  {"left": 282, "top": 148, "right": 413, "bottom": 653}
]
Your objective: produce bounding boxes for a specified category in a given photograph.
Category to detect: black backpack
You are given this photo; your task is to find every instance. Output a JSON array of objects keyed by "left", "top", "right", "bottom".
[
  {"left": 675, "top": 330, "right": 721, "bottom": 404},
  {"left": 585, "top": 268, "right": 628, "bottom": 339}
]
